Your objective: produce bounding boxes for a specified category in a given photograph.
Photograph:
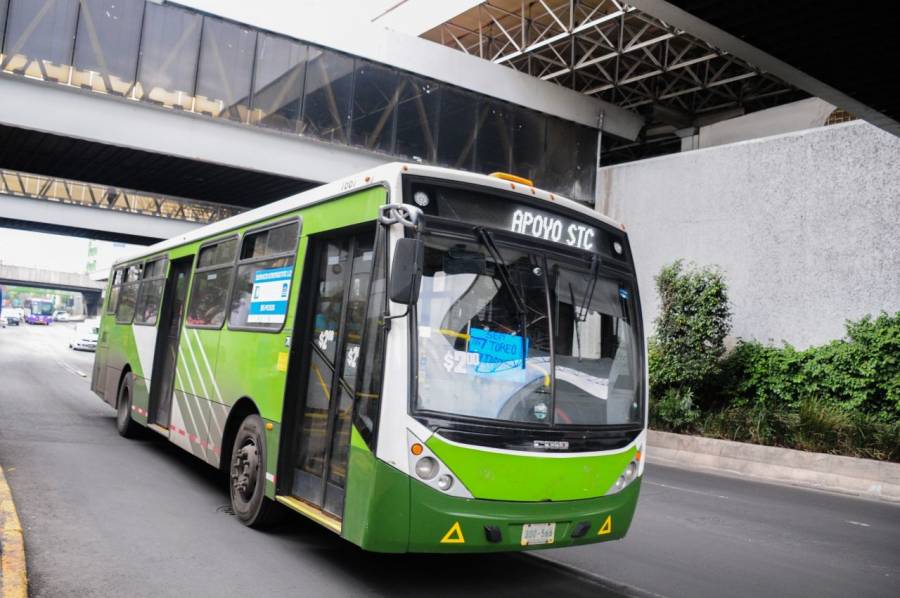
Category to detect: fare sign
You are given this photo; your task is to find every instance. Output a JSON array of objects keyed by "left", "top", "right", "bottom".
[{"left": 510, "top": 208, "right": 597, "bottom": 252}]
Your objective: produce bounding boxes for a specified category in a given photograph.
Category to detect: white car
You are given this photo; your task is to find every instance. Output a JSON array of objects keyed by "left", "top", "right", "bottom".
[
  {"left": 70, "top": 323, "right": 99, "bottom": 351},
  {"left": 54, "top": 311, "right": 70, "bottom": 322},
  {"left": 3, "top": 309, "right": 21, "bottom": 326},
  {"left": 0, "top": 314, "right": 6, "bottom": 328}
]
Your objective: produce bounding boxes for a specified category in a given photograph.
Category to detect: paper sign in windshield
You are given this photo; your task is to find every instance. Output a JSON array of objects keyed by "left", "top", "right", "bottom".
[
  {"left": 469, "top": 327, "right": 529, "bottom": 373},
  {"left": 248, "top": 267, "right": 292, "bottom": 324}
]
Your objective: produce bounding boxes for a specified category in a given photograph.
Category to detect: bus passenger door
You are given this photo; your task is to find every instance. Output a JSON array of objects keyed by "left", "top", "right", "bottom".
[
  {"left": 292, "top": 230, "right": 375, "bottom": 517},
  {"left": 149, "top": 256, "right": 193, "bottom": 428}
]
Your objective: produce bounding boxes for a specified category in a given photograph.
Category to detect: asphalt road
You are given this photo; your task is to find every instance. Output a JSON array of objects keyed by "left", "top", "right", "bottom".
[{"left": 1, "top": 324, "right": 898, "bottom": 598}]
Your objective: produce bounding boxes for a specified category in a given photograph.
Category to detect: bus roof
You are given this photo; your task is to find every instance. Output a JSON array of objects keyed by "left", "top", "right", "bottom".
[{"left": 112, "top": 163, "right": 624, "bottom": 268}]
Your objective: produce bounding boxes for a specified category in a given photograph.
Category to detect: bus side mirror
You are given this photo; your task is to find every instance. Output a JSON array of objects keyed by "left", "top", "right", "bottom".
[{"left": 389, "top": 238, "right": 424, "bottom": 305}]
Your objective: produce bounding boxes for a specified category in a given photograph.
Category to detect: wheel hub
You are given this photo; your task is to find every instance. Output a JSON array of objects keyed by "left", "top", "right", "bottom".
[{"left": 231, "top": 440, "right": 259, "bottom": 501}]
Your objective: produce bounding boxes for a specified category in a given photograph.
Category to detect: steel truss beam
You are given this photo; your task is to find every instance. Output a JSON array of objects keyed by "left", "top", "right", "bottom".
[{"left": 425, "top": 0, "right": 798, "bottom": 125}]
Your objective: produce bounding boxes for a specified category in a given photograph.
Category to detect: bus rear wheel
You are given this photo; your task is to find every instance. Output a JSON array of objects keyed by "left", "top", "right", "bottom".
[
  {"left": 229, "top": 414, "right": 282, "bottom": 528},
  {"left": 116, "top": 372, "right": 142, "bottom": 438}
]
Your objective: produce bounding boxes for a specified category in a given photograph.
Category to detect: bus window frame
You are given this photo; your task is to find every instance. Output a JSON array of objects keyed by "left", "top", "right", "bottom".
[
  {"left": 226, "top": 217, "right": 302, "bottom": 334},
  {"left": 106, "top": 267, "right": 125, "bottom": 315},
  {"left": 133, "top": 255, "right": 170, "bottom": 327},
  {"left": 185, "top": 234, "right": 240, "bottom": 331},
  {"left": 350, "top": 222, "right": 389, "bottom": 450},
  {"left": 115, "top": 261, "right": 144, "bottom": 324}
]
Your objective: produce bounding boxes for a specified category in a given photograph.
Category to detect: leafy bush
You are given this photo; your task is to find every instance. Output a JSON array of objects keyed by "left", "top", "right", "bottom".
[
  {"left": 719, "top": 313, "right": 900, "bottom": 420},
  {"left": 649, "top": 259, "right": 732, "bottom": 398},
  {"left": 648, "top": 256, "right": 900, "bottom": 462},
  {"left": 650, "top": 387, "right": 701, "bottom": 432}
]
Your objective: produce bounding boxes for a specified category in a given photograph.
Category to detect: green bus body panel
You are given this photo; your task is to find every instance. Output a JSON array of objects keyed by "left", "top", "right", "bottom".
[
  {"left": 342, "top": 427, "right": 411, "bottom": 552},
  {"left": 95, "top": 187, "right": 388, "bottom": 494},
  {"left": 427, "top": 436, "right": 636, "bottom": 501},
  {"left": 340, "top": 430, "right": 640, "bottom": 553},
  {"left": 407, "top": 476, "right": 642, "bottom": 553}
]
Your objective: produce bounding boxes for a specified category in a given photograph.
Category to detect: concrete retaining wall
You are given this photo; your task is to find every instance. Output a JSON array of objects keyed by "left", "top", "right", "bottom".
[
  {"left": 597, "top": 120, "right": 900, "bottom": 348},
  {"left": 647, "top": 430, "right": 900, "bottom": 503}
]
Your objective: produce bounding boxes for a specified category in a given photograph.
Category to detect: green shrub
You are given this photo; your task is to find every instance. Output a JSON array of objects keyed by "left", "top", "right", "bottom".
[
  {"left": 650, "top": 387, "right": 701, "bottom": 432},
  {"left": 720, "top": 312, "right": 900, "bottom": 420},
  {"left": 647, "top": 255, "right": 899, "bottom": 461},
  {"left": 650, "top": 260, "right": 732, "bottom": 392}
]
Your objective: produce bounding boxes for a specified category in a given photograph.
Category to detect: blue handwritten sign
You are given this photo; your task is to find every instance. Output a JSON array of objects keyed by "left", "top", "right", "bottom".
[{"left": 469, "top": 327, "right": 528, "bottom": 373}]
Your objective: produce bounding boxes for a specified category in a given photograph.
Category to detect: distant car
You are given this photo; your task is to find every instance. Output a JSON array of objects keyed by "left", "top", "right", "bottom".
[
  {"left": 5, "top": 311, "right": 20, "bottom": 325},
  {"left": 54, "top": 311, "right": 70, "bottom": 322},
  {"left": 69, "top": 323, "right": 99, "bottom": 351}
]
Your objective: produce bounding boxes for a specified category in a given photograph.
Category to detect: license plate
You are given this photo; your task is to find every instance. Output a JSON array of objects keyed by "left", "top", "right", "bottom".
[{"left": 521, "top": 523, "right": 555, "bottom": 546}]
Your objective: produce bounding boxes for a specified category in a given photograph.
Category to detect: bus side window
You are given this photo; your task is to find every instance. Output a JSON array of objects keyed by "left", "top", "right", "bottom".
[
  {"left": 228, "top": 221, "right": 299, "bottom": 331},
  {"left": 186, "top": 238, "right": 238, "bottom": 329},
  {"left": 116, "top": 264, "right": 143, "bottom": 324},
  {"left": 134, "top": 257, "right": 168, "bottom": 326},
  {"left": 106, "top": 268, "right": 124, "bottom": 315},
  {"left": 352, "top": 234, "right": 387, "bottom": 448}
]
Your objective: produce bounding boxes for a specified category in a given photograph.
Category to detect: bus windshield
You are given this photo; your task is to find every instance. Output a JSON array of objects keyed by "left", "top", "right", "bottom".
[
  {"left": 415, "top": 230, "right": 641, "bottom": 428},
  {"left": 33, "top": 301, "right": 54, "bottom": 316}
]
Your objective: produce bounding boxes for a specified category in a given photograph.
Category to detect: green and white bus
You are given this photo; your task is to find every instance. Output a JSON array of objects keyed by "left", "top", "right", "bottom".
[{"left": 92, "top": 163, "right": 647, "bottom": 552}]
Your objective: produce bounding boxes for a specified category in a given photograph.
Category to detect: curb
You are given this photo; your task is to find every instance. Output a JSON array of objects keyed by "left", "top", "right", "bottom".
[
  {"left": 0, "top": 466, "right": 27, "bottom": 598},
  {"left": 647, "top": 430, "right": 900, "bottom": 504}
]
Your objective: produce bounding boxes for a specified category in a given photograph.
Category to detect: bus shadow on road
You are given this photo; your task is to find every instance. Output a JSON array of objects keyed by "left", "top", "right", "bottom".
[{"left": 135, "top": 430, "right": 630, "bottom": 598}]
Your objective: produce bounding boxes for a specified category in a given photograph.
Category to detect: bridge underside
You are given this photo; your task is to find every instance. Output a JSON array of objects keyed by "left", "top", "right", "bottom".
[
  {"left": 0, "top": 192, "right": 200, "bottom": 245},
  {"left": 0, "top": 121, "right": 315, "bottom": 208}
]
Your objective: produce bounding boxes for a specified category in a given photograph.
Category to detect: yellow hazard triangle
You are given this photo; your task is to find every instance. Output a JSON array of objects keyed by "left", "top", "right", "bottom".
[
  {"left": 440, "top": 521, "right": 465, "bottom": 544},
  {"left": 598, "top": 515, "right": 613, "bottom": 535}
]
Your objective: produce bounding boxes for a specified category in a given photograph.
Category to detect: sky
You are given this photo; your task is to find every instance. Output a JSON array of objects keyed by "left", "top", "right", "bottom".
[{"left": 0, "top": 228, "right": 135, "bottom": 275}]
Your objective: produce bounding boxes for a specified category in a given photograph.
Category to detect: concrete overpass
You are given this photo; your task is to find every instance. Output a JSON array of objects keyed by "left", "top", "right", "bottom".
[
  {"left": 0, "top": 0, "right": 642, "bottom": 218},
  {"left": 0, "top": 169, "right": 229, "bottom": 244},
  {"left": 0, "top": 264, "right": 106, "bottom": 316}
]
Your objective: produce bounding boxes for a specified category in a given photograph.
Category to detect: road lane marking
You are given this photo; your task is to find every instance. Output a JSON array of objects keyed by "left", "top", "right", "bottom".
[
  {"left": 55, "top": 359, "right": 86, "bottom": 378},
  {"left": 846, "top": 520, "right": 871, "bottom": 527},
  {"left": 646, "top": 481, "right": 729, "bottom": 500}
]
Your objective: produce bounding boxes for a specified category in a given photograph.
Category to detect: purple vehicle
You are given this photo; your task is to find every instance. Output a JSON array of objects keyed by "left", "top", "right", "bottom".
[{"left": 26, "top": 300, "right": 54, "bottom": 325}]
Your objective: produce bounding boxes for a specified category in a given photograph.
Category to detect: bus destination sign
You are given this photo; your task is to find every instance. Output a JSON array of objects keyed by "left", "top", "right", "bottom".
[
  {"left": 510, "top": 208, "right": 597, "bottom": 252},
  {"left": 408, "top": 181, "right": 616, "bottom": 257}
]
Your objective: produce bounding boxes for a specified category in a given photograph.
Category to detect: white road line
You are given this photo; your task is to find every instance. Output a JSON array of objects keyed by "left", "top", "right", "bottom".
[
  {"left": 846, "top": 520, "right": 871, "bottom": 527},
  {"left": 646, "top": 480, "right": 729, "bottom": 500},
  {"left": 56, "top": 359, "right": 86, "bottom": 378}
]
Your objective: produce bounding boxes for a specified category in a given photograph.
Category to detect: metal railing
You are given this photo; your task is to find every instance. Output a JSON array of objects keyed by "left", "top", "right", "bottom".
[{"left": 0, "top": 169, "right": 243, "bottom": 225}]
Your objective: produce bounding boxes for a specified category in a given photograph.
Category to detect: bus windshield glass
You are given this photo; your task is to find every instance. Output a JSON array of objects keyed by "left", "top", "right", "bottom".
[
  {"left": 33, "top": 301, "right": 54, "bottom": 316},
  {"left": 415, "top": 231, "right": 641, "bottom": 427}
]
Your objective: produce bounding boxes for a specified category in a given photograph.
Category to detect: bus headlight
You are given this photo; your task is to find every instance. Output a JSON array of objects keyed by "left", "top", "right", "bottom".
[
  {"left": 607, "top": 458, "right": 641, "bottom": 495},
  {"left": 624, "top": 461, "right": 637, "bottom": 482},
  {"left": 407, "top": 431, "right": 473, "bottom": 498},
  {"left": 415, "top": 456, "right": 438, "bottom": 480}
]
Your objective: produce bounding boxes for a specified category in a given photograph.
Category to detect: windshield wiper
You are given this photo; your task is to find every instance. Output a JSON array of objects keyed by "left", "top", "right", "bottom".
[
  {"left": 475, "top": 227, "right": 528, "bottom": 369},
  {"left": 575, "top": 255, "right": 601, "bottom": 323},
  {"left": 474, "top": 227, "right": 527, "bottom": 315}
]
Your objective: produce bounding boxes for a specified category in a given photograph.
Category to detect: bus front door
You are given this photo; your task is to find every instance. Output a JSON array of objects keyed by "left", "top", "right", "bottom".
[
  {"left": 293, "top": 230, "right": 374, "bottom": 517},
  {"left": 149, "top": 256, "right": 193, "bottom": 428}
]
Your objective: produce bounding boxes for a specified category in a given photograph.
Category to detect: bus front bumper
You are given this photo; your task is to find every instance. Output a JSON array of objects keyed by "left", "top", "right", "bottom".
[{"left": 407, "top": 476, "right": 642, "bottom": 553}]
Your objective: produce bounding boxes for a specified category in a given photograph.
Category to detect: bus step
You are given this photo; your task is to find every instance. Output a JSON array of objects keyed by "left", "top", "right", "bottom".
[
  {"left": 275, "top": 495, "right": 342, "bottom": 534},
  {"left": 147, "top": 423, "right": 169, "bottom": 438}
]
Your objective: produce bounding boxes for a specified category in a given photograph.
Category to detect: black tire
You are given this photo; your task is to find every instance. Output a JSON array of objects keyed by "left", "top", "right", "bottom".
[
  {"left": 116, "top": 372, "right": 142, "bottom": 438},
  {"left": 229, "top": 414, "right": 282, "bottom": 528}
]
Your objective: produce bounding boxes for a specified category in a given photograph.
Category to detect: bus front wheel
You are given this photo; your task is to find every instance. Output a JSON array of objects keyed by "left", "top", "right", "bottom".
[
  {"left": 229, "top": 414, "right": 282, "bottom": 528},
  {"left": 116, "top": 372, "right": 142, "bottom": 438}
]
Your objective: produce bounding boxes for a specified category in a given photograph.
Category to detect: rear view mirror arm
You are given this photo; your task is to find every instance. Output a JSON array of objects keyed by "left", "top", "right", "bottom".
[{"left": 379, "top": 204, "right": 425, "bottom": 330}]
